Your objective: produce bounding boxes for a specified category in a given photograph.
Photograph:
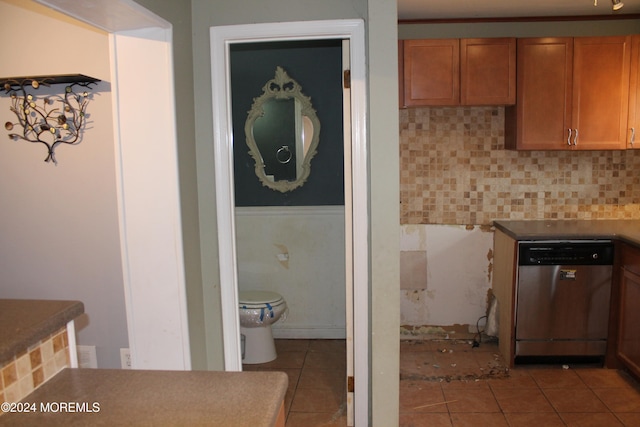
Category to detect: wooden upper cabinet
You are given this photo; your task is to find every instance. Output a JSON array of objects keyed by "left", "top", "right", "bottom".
[
  {"left": 628, "top": 35, "right": 640, "bottom": 149},
  {"left": 402, "top": 38, "right": 515, "bottom": 107},
  {"left": 506, "top": 36, "right": 631, "bottom": 150},
  {"left": 505, "top": 38, "right": 573, "bottom": 150},
  {"left": 460, "top": 38, "right": 516, "bottom": 106},
  {"left": 572, "top": 36, "right": 630, "bottom": 150},
  {"left": 403, "top": 39, "right": 459, "bottom": 107}
]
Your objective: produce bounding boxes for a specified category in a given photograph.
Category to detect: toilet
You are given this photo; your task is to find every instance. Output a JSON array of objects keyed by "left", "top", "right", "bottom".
[{"left": 238, "top": 290, "right": 288, "bottom": 364}]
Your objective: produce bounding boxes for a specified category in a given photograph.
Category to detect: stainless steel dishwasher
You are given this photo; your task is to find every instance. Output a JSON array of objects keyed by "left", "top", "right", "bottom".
[{"left": 515, "top": 240, "right": 614, "bottom": 360}]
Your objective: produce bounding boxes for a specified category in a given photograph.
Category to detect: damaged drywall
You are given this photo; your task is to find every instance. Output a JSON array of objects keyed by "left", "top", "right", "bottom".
[{"left": 400, "top": 224, "right": 494, "bottom": 329}]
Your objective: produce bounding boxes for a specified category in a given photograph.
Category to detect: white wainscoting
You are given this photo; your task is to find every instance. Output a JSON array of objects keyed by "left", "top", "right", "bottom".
[{"left": 235, "top": 206, "right": 346, "bottom": 339}]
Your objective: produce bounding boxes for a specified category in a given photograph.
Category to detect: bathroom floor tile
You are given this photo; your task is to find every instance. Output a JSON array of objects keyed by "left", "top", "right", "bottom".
[
  {"left": 303, "top": 350, "right": 346, "bottom": 372},
  {"left": 284, "top": 386, "right": 295, "bottom": 415},
  {"left": 257, "top": 340, "right": 349, "bottom": 424},
  {"left": 289, "top": 386, "right": 345, "bottom": 413},
  {"left": 308, "top": 339, "right": 345, "bottom": 354},
  {"left": 297, "top": 368, "right": 344, "bottom": 392},
  {"left": 277, "top": 368, "right": 302, "bottom": 397},
  {"left": 258, "top": 351, "right": 306, "bottom": 369},
  {"left": 241, "top": 364, "right": 260, "bottom": 371},
  {"left": 285, "top": 412, "right": 347, "bottom": 427},
  {"left": 276, "top": 339, "right": 310, "bottom": 353}
]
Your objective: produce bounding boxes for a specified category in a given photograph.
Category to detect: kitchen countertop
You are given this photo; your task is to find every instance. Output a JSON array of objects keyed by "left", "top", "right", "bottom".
[
  {"left": 493, "top": 220, "right": 640, "bottom": 246},
  {"left": 0, "top": 368, "right": 288, "bottom": 427},
  {"left": 0, "top": 299, "right": 84, "bottom": 365}
]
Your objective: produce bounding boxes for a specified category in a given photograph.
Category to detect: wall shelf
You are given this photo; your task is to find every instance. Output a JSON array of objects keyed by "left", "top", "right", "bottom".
[
  {"left": 0, "top": 74, "right": 100, "bottom": 90},
  {"left": 1, "top": 74, "right": 100, "bottom": 164}
]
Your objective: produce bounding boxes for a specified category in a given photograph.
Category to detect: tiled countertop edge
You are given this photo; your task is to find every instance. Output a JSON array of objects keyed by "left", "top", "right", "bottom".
[{"left": 0, "top": 300, "right": 84, "bottom": 365}]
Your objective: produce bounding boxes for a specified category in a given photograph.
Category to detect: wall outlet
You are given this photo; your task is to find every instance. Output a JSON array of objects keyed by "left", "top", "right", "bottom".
[
  {"left": 77, "top": 345, "right": 98, "bottom": 369},
  {"left": 120, "top": 348, "right": 132, "bottom": 369}
]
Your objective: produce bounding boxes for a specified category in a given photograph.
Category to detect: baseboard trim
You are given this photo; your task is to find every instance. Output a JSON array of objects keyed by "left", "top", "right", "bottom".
[{"left": 272, "top": 327, "right": 346, "bottom": 339}]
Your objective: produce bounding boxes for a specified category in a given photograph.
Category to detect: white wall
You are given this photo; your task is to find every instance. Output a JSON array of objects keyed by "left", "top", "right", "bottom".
[
  {"left": 136, "top": 0, "right": 206, "bottom": 372},
  {"left": 0, "top": 0, "right": 128, "bottom": 368},
  {"left": 235, "top": 207, "right": 346, "bottom": 338},
  {"left": 400, "top": 225, "right": 493, "bottom": 330}
]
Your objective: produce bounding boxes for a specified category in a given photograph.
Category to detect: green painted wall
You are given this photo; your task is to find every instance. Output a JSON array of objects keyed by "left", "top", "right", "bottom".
[{"left": 127, "top": 0, "right": 402, "bottom": 423}]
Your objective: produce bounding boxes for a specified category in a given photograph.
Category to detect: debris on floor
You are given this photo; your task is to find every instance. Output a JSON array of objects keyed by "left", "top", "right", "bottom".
[{"left": 400, "top": 337, "right": 509, "bottom": 383}]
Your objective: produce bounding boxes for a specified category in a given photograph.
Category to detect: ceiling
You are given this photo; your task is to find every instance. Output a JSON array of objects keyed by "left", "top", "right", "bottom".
[{"left": 398, "top": 0, "right": 640, "bottom": 21}]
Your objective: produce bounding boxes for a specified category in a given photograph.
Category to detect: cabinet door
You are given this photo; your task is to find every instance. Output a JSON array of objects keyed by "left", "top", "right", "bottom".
[
  {"left": 617, "top": 267, "right": 640, "bottom": 379},
  {"left": 628, "top": 35, "right": 640, "bottom": 148},
  {"left": 460, "top": 38, "right": 516, "bottom": 106},
  {"left": 403, "top": 39, "right": 459, "bottom": 106},
  {"left": 505, "top": 38, "right": 573, "bottom": 150},
  {"left": 572, "top": 36, "right": 631, "bottom": 150}
]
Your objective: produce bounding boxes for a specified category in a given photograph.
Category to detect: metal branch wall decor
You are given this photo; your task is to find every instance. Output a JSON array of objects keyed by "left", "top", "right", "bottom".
[{"left": 1, "top": 74, "right": 100, "bottom": 164}]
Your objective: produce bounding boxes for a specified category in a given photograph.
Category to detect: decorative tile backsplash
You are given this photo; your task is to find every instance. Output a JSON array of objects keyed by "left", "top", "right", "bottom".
[
  {"left": 0, "top": 327, "right": 70, "bottom": 406},
  {"left": 400, "top": 107, "right": 640, "bottom": 225}
]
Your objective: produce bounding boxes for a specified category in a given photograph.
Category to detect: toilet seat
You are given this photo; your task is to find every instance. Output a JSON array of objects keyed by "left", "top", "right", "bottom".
[{"left": 238, "top": 290, "right": 284, "bottom": 308}]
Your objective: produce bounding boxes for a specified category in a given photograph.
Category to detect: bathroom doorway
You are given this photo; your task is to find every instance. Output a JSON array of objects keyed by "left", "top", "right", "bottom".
[
  {"left": 231, "top": 38, "right": 346, "bottom": 341},
  {"left": 210, "top": 20, "right": 367, "bottom": 426},
  {"left": 231, "top": 39, "right": 347, "bottom": 423}
]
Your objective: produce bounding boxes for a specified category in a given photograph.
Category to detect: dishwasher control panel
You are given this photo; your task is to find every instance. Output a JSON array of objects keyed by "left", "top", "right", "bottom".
[{"left": 518, "top": 241, "right": 614, "bottom": 266}]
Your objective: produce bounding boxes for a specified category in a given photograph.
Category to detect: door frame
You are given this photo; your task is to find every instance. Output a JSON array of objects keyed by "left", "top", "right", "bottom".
[
  {"left": 34, "top": 0, "right": 192, "bottom": 371},
  {"left": 210, "top": 19, "right": 368, "bottom": 424}
]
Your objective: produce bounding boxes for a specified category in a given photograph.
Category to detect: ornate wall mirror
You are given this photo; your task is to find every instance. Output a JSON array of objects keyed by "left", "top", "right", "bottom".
[{"left": 244, "top": 66, "right": 320, "bottom": 192}]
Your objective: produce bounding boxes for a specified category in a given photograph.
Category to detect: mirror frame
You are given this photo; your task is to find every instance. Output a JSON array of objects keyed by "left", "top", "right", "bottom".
[{"left": 244, "top": 66, "right": 321, "bottom": 192}]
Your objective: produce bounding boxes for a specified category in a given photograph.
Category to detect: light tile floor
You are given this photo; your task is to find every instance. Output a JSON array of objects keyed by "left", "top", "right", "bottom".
[{"left": 245, "top": 338, "right": 640, "bottom": 427}]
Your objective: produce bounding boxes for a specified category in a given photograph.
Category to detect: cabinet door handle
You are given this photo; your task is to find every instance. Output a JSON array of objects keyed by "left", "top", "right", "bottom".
[
  {"left": 567, "top": 129, "right": 572, "bottom": 146},
  {"left": 631, "top": 127, "right": 636, "bottom": 146},
  {"left": 573, "top": 128, "right": 579, "bottom": 145}
]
